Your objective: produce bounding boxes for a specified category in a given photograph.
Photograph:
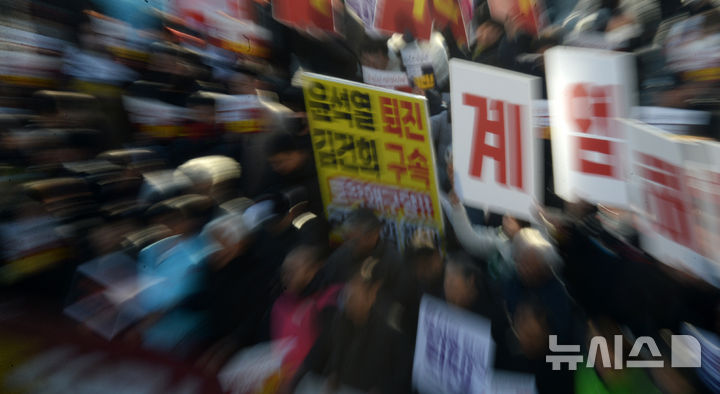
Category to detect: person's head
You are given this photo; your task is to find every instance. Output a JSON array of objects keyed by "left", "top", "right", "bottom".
[
  {"left": 407, "top": 228, "right": 443, "bottom": 285},
  {"left": 229, "top": 71, "right": 259, "bottom": 95},
  {"left": 203, "top": 213, "right": 251, "bottom": 269},
  {"left": 344, "top": 256, "right": 385, "bottom": 325},
  {"left": 267, "top": 133, "right": 307, "bottom": 176},
  {"left": 475, "top": 19, "right": 504, "bottom": 48},
  {"left": 187, "top": 93, "right": 216, "bottom": 125},
  {"left": 564, "top": 199, "right": 597, "bottom": 220},
  {"left": 513, "top": 300, "right": 550, "bottom": 358},
  {"left": 600, "top": 0, "right": 620, "bottom": 10},
  {"left": 359, "top": 39, "right": 391, "bottom": 69},
  {"left": 443, "top": 252, "right": 482, "bottom": 309},
  {"left": 512, "top": 228, "right": 560, "bottom": 286},
  {"left": 683, "top": 0, "right": 714, "bottom": 12},
  {"left": 407, "top": 246, "right": 443, "bottom": 287},
  {"left": 229, "top": 61, "right": 267, "bottom": 94},
  {"left": 530, "top": 33, "right": 561, "bottom": 55},
  {"left": 343, "top": 207, "right": 383, "bottom": 253},
  {"left": 148, "top": 42, "right": 198, "bottom": 78},
  {"left": 78, "top": 12, "right": 104, "bottom": 52},
  {"left": 281, "top": 243, "right": 328, "bottom": 294},
  {"left": 147, "top": 194, "right": 213, "bottom": 237},
  {"left": 90, "top": 205, "right": 144, "bottom": 255},
  {"left": 33, "top": 90, "right": 99, "bottom": 129}
]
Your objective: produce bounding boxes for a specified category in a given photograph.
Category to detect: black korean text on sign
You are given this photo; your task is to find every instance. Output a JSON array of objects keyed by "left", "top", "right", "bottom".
[
  {"left": 312, "top": 129, "right": 380, "bottom": 178},
  {"left": 306, "top": 81, "right": 376, "bottom": 132},
  {"left": 351, "top": 90, "right": 375, "bottom": 131}
]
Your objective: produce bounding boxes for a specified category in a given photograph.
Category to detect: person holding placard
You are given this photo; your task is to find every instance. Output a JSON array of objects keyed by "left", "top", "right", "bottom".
[{"left": 441, "top": 189, "right": 530, "bottom": 283}]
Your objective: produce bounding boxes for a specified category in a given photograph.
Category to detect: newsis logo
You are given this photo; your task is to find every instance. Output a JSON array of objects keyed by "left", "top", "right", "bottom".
[{"left": 546, "top": 335, "right": 702, "bottom": 370}]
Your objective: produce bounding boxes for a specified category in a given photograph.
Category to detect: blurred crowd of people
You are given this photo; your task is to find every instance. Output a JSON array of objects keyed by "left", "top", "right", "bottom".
[{"left": 1, "top": 0, "right": 720, "bottom": 393}]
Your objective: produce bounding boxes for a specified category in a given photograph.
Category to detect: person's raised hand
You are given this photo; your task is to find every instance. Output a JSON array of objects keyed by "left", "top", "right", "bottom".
[{"left": 448, "top": 189, "right": 460, "bottom": 207}]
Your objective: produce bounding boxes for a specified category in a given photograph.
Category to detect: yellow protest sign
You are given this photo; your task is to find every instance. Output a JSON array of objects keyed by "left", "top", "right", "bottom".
[{"left": 302, "top": 73, "right": 443, "bottom": 248}]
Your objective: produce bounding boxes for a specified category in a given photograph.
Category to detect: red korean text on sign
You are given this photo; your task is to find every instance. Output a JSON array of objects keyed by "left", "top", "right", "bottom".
[
  {"left": 463, "top": 93, "right": 525, "bottom": 191},
  {"left": 329, "top": 177, "right": 435, "bottom": 219},
  {"left": 385, "top": 143, "right": 430, "bottom": 190},
  {"left": 636, "top": 153, "right": 695, "bottom": 249},
  {"left": 379, "top": 96, "right": 425, "bottom": 141},
  {"left": 686, "top": 167, "right": 720, "bottom": 258},
  {"left": 566, "top": 83, "right": 620, "bottom": 178}
]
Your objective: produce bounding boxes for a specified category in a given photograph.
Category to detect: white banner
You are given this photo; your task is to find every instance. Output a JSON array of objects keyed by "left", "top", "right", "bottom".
[
  {"left": 449, "top": 59, "right": 541, "bottom": 221},
  {"left": 412, "top": 295, "right": 494, "bottom": 394},
  {"left": 546, "top": 46, "right": 636, "bottom": 206}
]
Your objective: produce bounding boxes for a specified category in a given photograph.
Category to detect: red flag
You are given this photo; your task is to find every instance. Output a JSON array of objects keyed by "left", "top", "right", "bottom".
[
  {"left": 375, "top": 0, "right": 433, "bottom": 41},
  {"left": 488, "top": 0, "right": 546, "bottom": 36},
  {"left": 272, "top": 0, "right": 334, "bottom": 32},
  {"left": 431, "top": 0, "right": 468, "bottom": 44}
]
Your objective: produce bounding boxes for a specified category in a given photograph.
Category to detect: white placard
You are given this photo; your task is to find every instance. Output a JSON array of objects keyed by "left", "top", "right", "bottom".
[
  {"left": 684, "top": 141, "right": 720, "bottom": 280},
  {"left": 623, "top": 119, "right": 712, "bottom": 279},
  {"left": 449, "top": 59, "right": 541, "bottom": 221},
  {"left": 361, "top": 66, "right": 410, "bottom": 90},
  {"left": 214, "top": 94, "right": 263, "bottom": 122},
  {"left": 412, "top": 295, "right": 494, "bottom": 394},
  {"left": 546, "top": 46, "right": 636, "bottom": 206}
]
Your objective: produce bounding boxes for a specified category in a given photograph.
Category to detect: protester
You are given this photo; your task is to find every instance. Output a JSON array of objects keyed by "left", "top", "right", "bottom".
[
  {"left": 443, "top": 252, "right": 496, "bottom": 318},
  {"left": 292, "top": 255, "right": 413, "bottom": 394},
  {"left": 257, "top": 133, "right": 323, "bottom": 216},
  {"left": 271, "top": 244, "right": 341, "bottom": 386},
  {"left": 321, "top": 207, "right": 400, "bottom": 285},
  {"left": 441, "top": 190, "right": 533, "bottom": 282}
]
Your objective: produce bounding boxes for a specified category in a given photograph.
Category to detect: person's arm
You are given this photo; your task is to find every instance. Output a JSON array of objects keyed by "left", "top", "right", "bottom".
[{"left": 441, "top": 193, "right": 501, "bottom": 259}]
